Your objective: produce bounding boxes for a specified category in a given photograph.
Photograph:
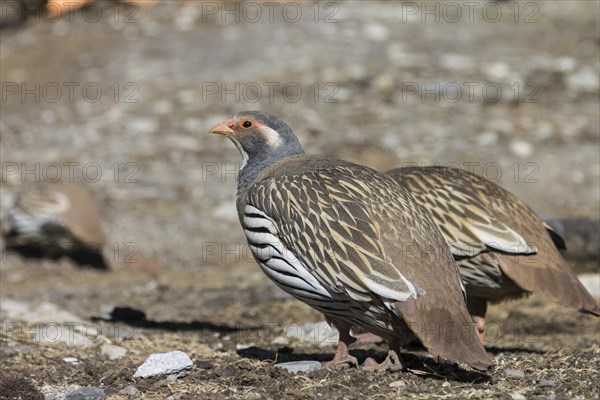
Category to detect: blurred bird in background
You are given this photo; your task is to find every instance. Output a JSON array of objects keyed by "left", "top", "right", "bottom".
[{"left": 1, "top": 183, "right": 110, "bottom": 269}]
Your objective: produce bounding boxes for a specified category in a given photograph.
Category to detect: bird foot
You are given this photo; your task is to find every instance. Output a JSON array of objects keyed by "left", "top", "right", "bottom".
[
  {"left": 324, "top": 353, "right": 359, "bottom": 368},
  {"left": 362, "top": 350, "right": 404, "bottom": 372}
]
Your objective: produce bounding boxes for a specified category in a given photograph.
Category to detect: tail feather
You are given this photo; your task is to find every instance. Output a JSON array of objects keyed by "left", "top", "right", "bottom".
[
  {"left": 395, "top": 299, "right": 492, "bottom": 371},
  {"left": 498, "top": 254, "right": 599, "bottom": 316}
]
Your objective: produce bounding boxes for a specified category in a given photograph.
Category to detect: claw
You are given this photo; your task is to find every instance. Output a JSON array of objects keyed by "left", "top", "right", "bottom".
[
  {"left": 324, "top": 353, "right": 359, "bottom": 368},
  {"left": 324, "top": 326, "right": 358, "bottom": 368},
  {"left": 362, "top": 350, "right": 404, "bottom": 371}
]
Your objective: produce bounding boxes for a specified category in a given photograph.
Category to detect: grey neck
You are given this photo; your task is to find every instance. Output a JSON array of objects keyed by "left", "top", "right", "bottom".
[{"left": 236, "top": 147, "right": 304, "bottom": 195}]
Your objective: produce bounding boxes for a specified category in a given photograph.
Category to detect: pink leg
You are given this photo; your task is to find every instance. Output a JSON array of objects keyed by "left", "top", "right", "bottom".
[
  {"left": 466, "top": 297, "right": 488, "bottom": 345},
  {"left": 472, "top": 315, "right": 485, "bottom": 344},
  {"left": 324, "top": 327, "right": 358, "bottom": 367},
  {"left": 362, "top": 341, "right": 404, "bottom": 371}
]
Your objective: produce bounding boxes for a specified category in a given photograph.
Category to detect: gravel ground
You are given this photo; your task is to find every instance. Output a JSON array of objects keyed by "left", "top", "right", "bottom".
[{"left": 1, "top": 1, "right": 599, "bottom": 399}]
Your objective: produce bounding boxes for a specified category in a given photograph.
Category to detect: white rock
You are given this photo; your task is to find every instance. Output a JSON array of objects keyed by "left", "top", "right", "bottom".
[
  {"left": 509, "top": 140, "right": 533, "bottom": 158},
  {"left": 41, "top": 385, "right": 80, "bottom": 400},
  {"left": 511, "top": 392, "right": 526, "bottom": 400},
  {"left": 389, "top": 380, "right": 406, "bottom": 388},
  {"left": 484, "top": 62, "right": 510, "bottom": 80},
  {"left": 364, "top": 23, "right": 390, "bottom": 42},
  {"left": 566, "top": 67, "right": 600, "bottom": 93},
  {"left": 440, "top": 54, "right": 474, "bottom": 71},
  {"left": 63, "top": 357, "right": 79, "bottom": 363},
  {"left": 477, "top": 131, "right": 499, "bottom": 146},
  {"left": 134, "top": 350, "right": 193, "bottom": 379},
  {"left": 555, "top": 57, "right": 576, "bottom": 73},
  {"left": 275, "top": 361, "right": 323, "bottom": 374},
  {"left": 127, "top": 118, "right": 159, "bottom": 135},
  {"left": 101, "top": 344, "right": 127, "bottom": 360}
]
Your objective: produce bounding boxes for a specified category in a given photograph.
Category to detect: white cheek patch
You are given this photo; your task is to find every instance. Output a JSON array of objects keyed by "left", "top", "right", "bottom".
[{"left": 259, "top": 126, "right": 282, "bottom": 149}]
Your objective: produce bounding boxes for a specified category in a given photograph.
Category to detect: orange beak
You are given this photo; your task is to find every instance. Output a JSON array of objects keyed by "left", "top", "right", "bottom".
[{"left": 209, "top": 120, "right": 235, "bottom": 135}]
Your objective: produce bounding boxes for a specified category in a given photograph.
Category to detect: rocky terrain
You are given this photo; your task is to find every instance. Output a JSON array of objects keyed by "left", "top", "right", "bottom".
[{"left": 1, "top": 1, "right": 599, "bottom": 399}]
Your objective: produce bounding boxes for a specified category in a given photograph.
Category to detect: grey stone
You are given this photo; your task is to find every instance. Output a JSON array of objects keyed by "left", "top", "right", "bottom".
[
  {"left": 504, "top": 369, "right": 525, "bottom": 379},
  {"left": 65, "top": 386, "right": 105, "bottom": 400},
  {"left": 41, "top": 385, "right": 80, "bottom": 400},
  {"left": 100, "top": 344, "right": 127, "bottom": 360},
  {"left": 510, "top": 393, "right": 526, "bottom": 400},
  {"left": 389, "top": 380, "right": 406, "bottom": 388},
  {"left": 275, "top": 361, "right": 323, "bottom": 374},
  {"left": 134, "top": 350, "right": 193, "bottom": 379},
  {"left": 119, "top": 386, "right": 140, "bottom": 396},
  {"left": 566, "top": 67, "right": 600, "bottom": 93},
  {"left": 216, "top": 365, "right": 237, "bottom": 377}
]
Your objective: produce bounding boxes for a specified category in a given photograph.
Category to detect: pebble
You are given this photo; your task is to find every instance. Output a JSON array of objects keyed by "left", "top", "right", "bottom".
[
  {"left": 126, "top": 117, "right": 159, "bottom": 135},
  {"left": 504, "top": 369, "right": 525, "bottom": 379},
  {"left": 217, "top": 365, "right": 237, "bottom": 377},
  {"left": 134, "top": 350, "right": 193, "bottom": 379},
  {"left": 364, "top": 23, "right": 390, "bottom": 42},
  {"left": 275, "top": 361, "right": 323, "bottom": 374},
  {"left": 196, "top": 360, "right": 214, "bottom": 369},
  {"left": 119, "top": 386, "right": 140, "bottom": 396},
  {"left": 283, "top": 321, "right": 339, "bottom": 347},
  {"left": 539, "top": 380, "right": 555, "bottom": 387},
  {"left": 41, "top": 385, "right": 79, "bottom": 400},
  {"left": 65, "top": 386, "right": 105, "bottom": 400},
  {"left": 389, "top": 380, "right": 406, "bottom": 388},
  {"left": 510, "top": 392, "right": 526, "bottom": 400},
  {"left": 566, "top": 67, "right": 600, "bottom": 93},
  {"left": 63, "top": 357, "right": 79, "bottom": 363},
  {"left": 101, "top": 344, "right": 127, "bottom": 360},
  {"left": 509, "top": 140, "right": 534, "bottom": 158}
]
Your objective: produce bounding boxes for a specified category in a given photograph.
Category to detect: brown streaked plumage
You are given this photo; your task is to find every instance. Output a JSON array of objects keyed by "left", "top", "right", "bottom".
[
  {"left": 210, "top": 111, "right": 491, "bottom": 371},
  {"left": 387, "top": 166, "right": 599, "bottom": 340},
  {"left": 2, "top": 183, "right": 109, "bottom": 269}
]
